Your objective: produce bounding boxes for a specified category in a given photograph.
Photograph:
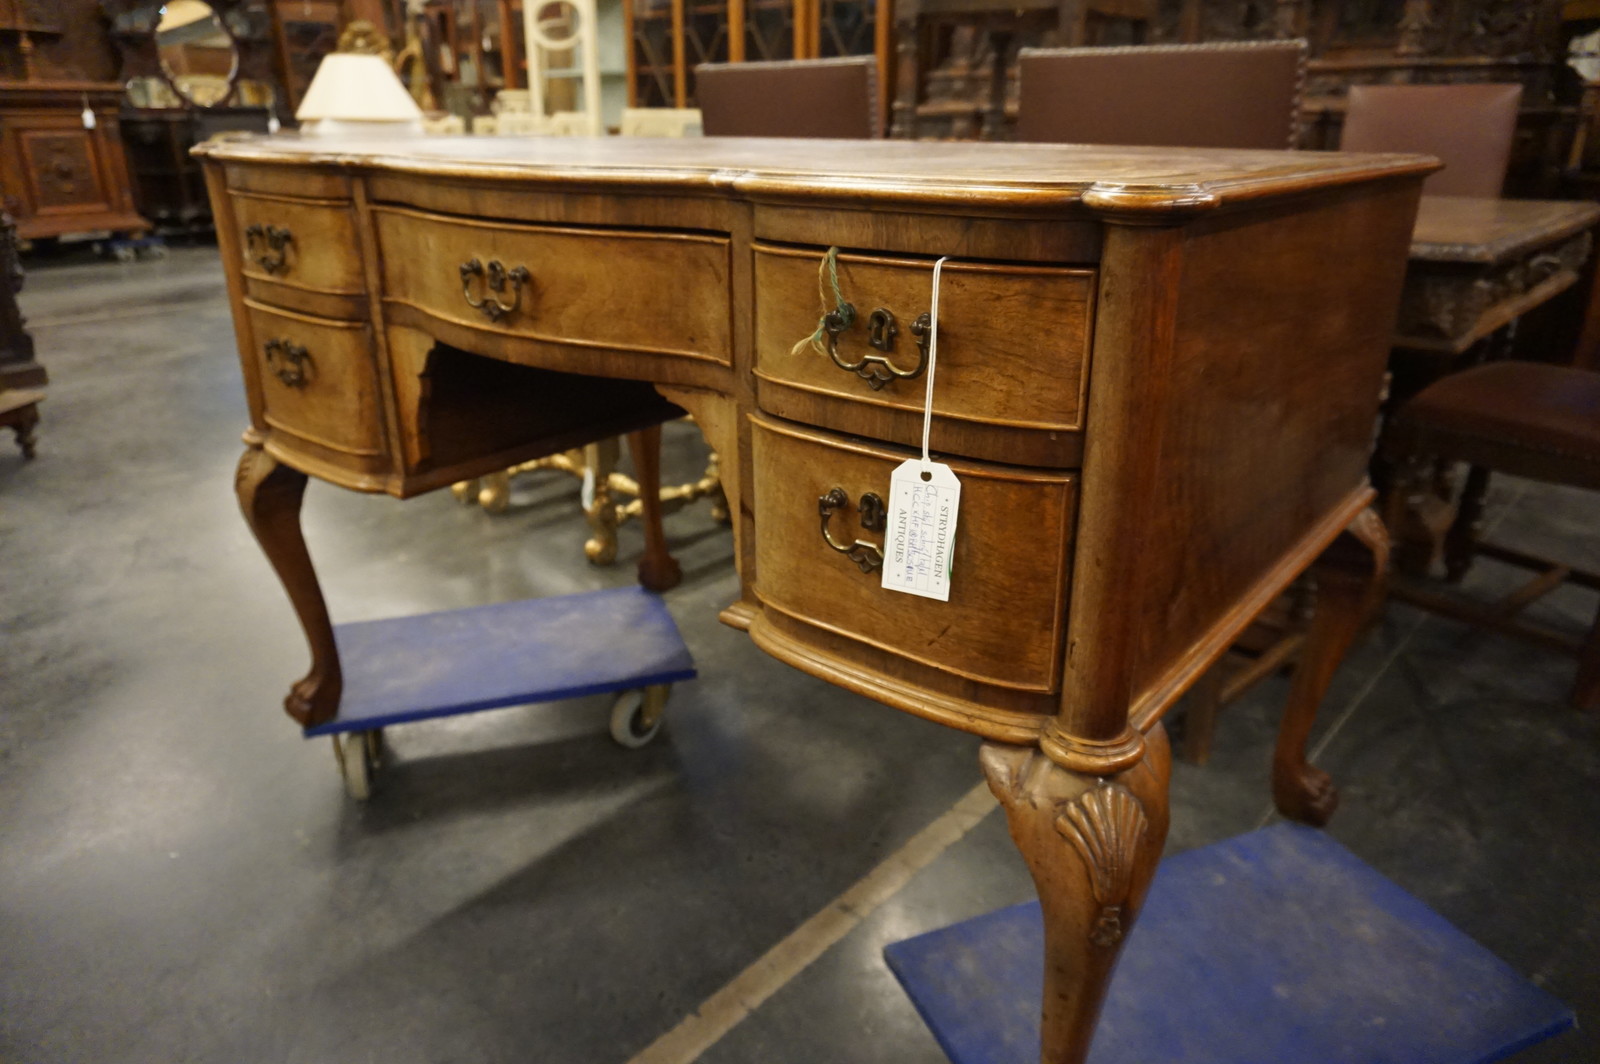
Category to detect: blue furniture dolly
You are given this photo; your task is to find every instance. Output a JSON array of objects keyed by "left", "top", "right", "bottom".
[{"left": 302, "top": 586, "right": 697, "bottom": 799}]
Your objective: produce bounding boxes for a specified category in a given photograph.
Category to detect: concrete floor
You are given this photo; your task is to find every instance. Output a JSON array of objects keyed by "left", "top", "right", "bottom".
[{"left": 2, "top": 245, "right": 1597, "bottom": 1063}]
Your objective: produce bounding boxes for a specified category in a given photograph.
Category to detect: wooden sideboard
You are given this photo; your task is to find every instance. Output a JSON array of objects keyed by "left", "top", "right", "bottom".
[
  {"left": 0, "top": 81, "right": 148, "bottom": 242},
  {"left": 196, "top": 134, "right": 1431, "bottom": 1063}
]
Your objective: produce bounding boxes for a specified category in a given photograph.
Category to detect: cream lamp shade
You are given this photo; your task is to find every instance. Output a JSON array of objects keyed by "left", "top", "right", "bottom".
[{"left": 296, "top": 52, "right": 424, "bottom": 137}]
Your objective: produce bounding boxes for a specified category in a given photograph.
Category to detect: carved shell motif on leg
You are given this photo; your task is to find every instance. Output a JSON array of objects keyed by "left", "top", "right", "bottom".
[{"left": 1055, "top": 782, "right": 1149, "bottom": 947}]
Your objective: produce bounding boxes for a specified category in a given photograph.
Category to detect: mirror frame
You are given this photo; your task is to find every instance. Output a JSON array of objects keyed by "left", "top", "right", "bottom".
[
  {"left": 103, "top": 0, "right": 285, "bottom": 119},
  {"left": 154, "top": 0, "right": 244, "bottom": 108}
]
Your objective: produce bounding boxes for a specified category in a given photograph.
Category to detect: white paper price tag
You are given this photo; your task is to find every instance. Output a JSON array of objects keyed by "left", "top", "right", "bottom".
[{"left": 880, "top": 459, "right": 961, "bottom": 602}]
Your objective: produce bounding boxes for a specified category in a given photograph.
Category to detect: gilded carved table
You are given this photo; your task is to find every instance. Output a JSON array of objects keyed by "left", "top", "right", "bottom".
[{"left": 197, "top": 134, "right": 1432, "bottom": 1063}]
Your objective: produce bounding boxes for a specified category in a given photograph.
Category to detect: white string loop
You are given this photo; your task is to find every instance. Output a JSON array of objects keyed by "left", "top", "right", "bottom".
[{"left": 921, "top": 256, "right": 948, "bottom": 475}]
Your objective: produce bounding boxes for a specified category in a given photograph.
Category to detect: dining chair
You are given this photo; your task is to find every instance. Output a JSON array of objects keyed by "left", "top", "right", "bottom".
[
  {"left": 1014, "top": 39, "right": 1306, "bottom": 148},
  {"left": 1340, "top": 83, "right": 1522, "bottom": 197},
  {"left": 1384, "top": 360, "right": 1600, "bottom": 710},
  {"left": 695, "top": 57, "right": 881, "bottom": 139}
]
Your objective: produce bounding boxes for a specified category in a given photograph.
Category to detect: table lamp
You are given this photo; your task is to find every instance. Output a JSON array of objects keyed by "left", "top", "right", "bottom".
[{"left": 296, "top": 23, "right": 424, "bottom": 138}]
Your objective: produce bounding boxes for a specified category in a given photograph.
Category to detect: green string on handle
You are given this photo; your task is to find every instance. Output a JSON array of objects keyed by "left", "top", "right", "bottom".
[{"left": 792, "top": 246, "right": 855, "bottom": 357}]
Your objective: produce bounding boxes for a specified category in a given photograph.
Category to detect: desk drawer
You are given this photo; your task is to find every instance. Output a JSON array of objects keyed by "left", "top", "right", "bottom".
[
  {"left": 754, "top": 244, "right": 1094, "bottom": 467},
  {"left": 245, "top": 301, "right": 387, "bottom": 464},
  {"left": 233, "top": 193, "right": 366, "bottom": 317},
  {"left": 373, "top": 206, "right": 732, "bottom": 364},
  {"left": 751, "top": 414, "right": 1075, "bottom": 694}
]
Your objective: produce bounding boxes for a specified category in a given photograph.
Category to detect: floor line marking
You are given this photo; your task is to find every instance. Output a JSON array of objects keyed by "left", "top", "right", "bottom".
[
  {"left": 626, "top": 780, "right": 997, "bottom": 1064},
  {"left": 29, "top": 298, "right": 225, "bottom": 330}
]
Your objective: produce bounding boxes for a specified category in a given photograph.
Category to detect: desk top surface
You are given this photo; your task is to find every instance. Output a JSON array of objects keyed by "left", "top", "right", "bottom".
[
  {"left": 1409, "top": 196, "right": 1600, "bottom": 265},
  {"left": 197, "top": 134, "right": 1434, "bottom": 217}
]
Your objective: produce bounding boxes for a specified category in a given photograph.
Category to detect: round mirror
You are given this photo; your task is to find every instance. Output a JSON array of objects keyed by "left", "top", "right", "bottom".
[{"left": 156, "top": 1, "right": 239, "bottom": 107}]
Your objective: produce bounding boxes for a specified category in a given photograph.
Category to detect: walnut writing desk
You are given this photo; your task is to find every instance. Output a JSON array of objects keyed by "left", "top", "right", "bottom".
[{"left": 196, "top": 135, "right": 1432, "bottom": 1063}]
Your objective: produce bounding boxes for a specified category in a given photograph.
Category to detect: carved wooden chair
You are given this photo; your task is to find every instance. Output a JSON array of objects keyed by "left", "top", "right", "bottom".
[
  {"left": 1015, "top": 39, "right": 1307, "bottom": 148},
  {"left": 1340, "top": 83, "right": 1522, "bottom": 198},
  {"left": 1385, "top": 361, "right": 1600, "bottom": 710},
  {"left": 695, "top": 57, "right": 882, "bottom": 138}
]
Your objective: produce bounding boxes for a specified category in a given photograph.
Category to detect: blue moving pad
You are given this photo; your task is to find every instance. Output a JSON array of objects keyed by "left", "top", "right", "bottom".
[
  {"left": 304, "top": 587, "right": 696, "bottom": 737},
  {"left": 884, "top": 823, "right": 1574, "bottom": 1064}
]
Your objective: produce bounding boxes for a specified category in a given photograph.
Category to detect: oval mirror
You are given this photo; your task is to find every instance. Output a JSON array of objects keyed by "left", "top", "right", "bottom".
[{"left": 156, "top": 1, "right": 239, "bottom": 107}]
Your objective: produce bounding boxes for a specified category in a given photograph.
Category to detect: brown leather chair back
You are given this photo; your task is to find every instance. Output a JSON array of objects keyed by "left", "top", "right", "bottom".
[
  {"left": 1339, "top": 84, "right": 1521, "bottom": 198},
  {"left": 1016, "top": 40, "right": 1306, "bottom": 148},
  {"left": 695, "top": 57, "right": 880, "bottom": 139}
]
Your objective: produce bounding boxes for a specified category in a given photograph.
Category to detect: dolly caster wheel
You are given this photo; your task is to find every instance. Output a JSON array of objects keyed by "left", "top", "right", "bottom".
[{"left": 610, "top": 685, "right": 669, "bottom": 748}]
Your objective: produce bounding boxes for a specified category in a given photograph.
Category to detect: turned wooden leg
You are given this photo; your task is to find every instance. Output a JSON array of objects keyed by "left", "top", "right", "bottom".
[
  {"left": 583, "top": 437, "right": 621, "bottom": 565},
  {"left": 981, "top": 725, "right": 1171, "bottom": 1064},
  {"left": 1443, "top": 464, "right": 1489, "bottom": 583},
  {"left": 1272, "top": 506, "right": 1389, "bottom": 826},
  {"left": 235, "top": 435, "right": 342, "bottom": 727},
  {"left": 628, "top": 423, "right": 682, "bottom": 592}
]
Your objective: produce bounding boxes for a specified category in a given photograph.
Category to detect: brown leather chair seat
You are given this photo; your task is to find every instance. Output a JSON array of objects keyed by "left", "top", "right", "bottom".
[{"left": 1388, "top": 361, "right": 1600, "bottom": 490}]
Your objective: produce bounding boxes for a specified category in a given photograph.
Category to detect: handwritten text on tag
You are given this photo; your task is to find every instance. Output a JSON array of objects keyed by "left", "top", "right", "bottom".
[{"left": 881, "top": 459, "right": 961, "bottom": 602}]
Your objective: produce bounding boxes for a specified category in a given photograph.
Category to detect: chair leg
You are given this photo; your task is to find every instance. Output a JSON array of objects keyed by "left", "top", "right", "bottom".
[
  {"left": 1443, "top": 464, "right": 1490, "bottom": 583},
  {"left": 629, "top": 424, "right": 682, "bottom": 592}
]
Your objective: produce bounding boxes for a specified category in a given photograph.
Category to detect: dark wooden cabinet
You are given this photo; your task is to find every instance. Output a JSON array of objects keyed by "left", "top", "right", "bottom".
[
  {"left": 120, "top": 106, "right": 271, "bottom": 231},
  {"left": 0, "top": 81, "right": 148, "bottom": 242}
]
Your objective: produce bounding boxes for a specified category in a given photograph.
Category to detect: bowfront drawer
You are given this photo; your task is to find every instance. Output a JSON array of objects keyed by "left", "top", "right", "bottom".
[
  {"left": 232, "top": 192, "right": 366, "bottom": 319},
  {"left": 245, "top": 301, "right": 387, "bottom": 470},
  {"left": 373, "top": 206, "right": 732, "bottom": 364},
  {"left": 750, "top": 414, "right": 1076, "bottom": 697},
  {"left": 754, "top": 244, "right": 1095, "bottom": 468}
]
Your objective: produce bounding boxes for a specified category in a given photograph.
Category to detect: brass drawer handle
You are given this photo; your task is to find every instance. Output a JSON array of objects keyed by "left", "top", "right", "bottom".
[
  {"left": 823, "top": 305, "right": 932, "bottom": 391},
  {"left": 819, "top": 487, "right": 885, "bottom": 573},
  {"left": 459, "top": 257, "right": 532, "bottom": 323},
  {"left": 263, "top": 338, "right": 311, "bottom": 387},
  {"left": 244, "top": 224, "right": 293, "bottom": 274}
]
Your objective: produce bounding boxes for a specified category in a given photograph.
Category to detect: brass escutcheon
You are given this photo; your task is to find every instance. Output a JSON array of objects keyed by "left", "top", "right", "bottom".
[
  {"left": 244, "top": 224, "right": 292, "bottom": 274},
  {"left": 459, "top": 257, "right": 532, "bottom": 323},
  {"left": 823, "top": 305, "right": 932, "bottom": 391},
  {"left": 819, "top": 487, "right": 885, "bottom": 573},
  {"left": 263, "top": 338, "right": 310, "bottom": 387}
]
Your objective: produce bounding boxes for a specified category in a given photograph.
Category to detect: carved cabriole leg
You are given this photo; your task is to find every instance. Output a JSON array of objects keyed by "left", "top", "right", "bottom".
[
  {"left": 981, "top": 724, "right": 1172, "bottom": 1064},
  {"left": 1272, "top": 506, "right": 1389, "bottom": 826},
  {"left": 235, "top": 433, "right": 342, "bottom": 727},
  {"left": 628, "top": 423, "right": 683, "bottom": 592}
]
